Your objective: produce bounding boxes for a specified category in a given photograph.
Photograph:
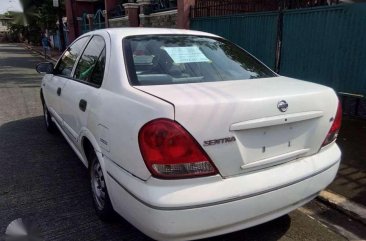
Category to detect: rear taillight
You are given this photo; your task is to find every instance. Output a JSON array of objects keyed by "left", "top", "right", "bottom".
[
  {"left": 322, "top": 102, "right": 342, "bottom": 147},
  {"left": 138, "top": 119, "right": 218, "bottom": 179}
]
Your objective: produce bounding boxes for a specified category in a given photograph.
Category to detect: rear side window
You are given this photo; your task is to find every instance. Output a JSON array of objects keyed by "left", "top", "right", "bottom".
[
  {"left": 74, "top": 35, "right": 106, "bottom": 87},
  {"left": 89, "top": 48, "right": 106, "bottom": 86},
  {"left": 55, "top": 37, "right": 88, "bottom": 77},
  {"left": 123, "top": 35, "right": 275, "bottom": 86}
]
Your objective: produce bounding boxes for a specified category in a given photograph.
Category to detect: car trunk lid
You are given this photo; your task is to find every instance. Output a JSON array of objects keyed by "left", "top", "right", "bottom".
[{"left": 135, "top": 76, "right": 339, "bottom": 177}]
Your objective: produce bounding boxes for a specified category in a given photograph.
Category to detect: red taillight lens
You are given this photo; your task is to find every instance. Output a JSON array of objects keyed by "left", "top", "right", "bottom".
[
  {"left": 138, "top": 119, "right": 218, "bottom": 179},
  {"left": 322, "top": 102, "right": 342, "bottom": 147}
]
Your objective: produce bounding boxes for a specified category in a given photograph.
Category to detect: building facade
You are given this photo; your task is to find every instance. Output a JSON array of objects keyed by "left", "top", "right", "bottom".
[{"left": 64, "top": 0, "right": 195, "bottom": 43}]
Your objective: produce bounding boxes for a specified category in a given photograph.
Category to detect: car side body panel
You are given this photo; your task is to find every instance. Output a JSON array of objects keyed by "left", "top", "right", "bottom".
[
  {"left": 92, "top": 88, "right": 174, "bottom": 180},
  {"left": 83, "top": 31, "right": 174, "bottom": 180},
  {"left": 42, "top": 74, "right": 68, "bottom": 125}
]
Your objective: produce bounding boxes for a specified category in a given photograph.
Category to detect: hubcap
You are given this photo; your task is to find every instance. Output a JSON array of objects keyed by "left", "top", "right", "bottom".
[{"left": 91, "top": 161, "right": 106, "bottom": 210}]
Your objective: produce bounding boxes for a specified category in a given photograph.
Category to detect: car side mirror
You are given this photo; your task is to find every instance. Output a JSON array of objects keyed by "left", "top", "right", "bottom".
[{"left": 36, "top": 62, "right": 54, "bottom": 74}]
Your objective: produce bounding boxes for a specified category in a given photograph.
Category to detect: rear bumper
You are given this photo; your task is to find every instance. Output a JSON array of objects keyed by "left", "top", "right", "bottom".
[{"left": 105, "top": 143, "right": 341, "bottom": 241}]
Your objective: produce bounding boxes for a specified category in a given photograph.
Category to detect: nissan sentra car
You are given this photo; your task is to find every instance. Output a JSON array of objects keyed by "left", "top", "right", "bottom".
[{"left": 36, "top": 28, "right": 342, "bottom": 241}]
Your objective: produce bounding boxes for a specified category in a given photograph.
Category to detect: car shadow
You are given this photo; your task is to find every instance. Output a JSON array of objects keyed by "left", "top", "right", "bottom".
[{"left": 0, "top": 116, "right": 291, "bottom": 241}]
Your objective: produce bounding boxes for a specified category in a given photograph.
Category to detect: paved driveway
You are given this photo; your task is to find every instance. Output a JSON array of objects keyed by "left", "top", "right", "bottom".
[{"left": 0, "top": 43, "right": 348, "bottom": 241}]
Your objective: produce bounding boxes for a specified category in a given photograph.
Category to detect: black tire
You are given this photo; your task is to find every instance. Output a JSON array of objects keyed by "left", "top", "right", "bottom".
[
  {"left": 89, "top": 153, "right": 116, "bottom": 221},
  {"left": 42, "top": 102, "right": 57, "bottom": 133}
]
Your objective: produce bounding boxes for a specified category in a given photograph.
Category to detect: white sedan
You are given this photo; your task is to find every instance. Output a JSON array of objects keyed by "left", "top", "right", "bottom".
[{"left": 36, "top": 28, "right": 342, "bottom": 241}]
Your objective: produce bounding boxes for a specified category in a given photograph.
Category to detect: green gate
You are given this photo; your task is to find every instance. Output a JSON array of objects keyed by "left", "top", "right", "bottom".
[
  {"left": 280, "top": 4, "right": 366, "bottom": 95},
  {"left": 191, "top": 11, "right": 279, "bottom": 69},
  {"left": 80, "top": 10, "right": 105, "bottom": 34},
  {"left": 191, "top": 3, "right": 366, "bottom": 96},
  {"left": 93, "top": 9, "right": 105, "bottom": 30},
  {"left": 81, "top": 12, "right": 89, "bottom": 34}
]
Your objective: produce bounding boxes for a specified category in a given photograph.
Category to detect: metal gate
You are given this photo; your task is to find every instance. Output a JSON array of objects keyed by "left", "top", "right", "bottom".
[
  {"left": 191, "top": 3, "right": 366, "bottom": 96},
  {"left": 81, "top": 12, "right": 89, "bottom": 34},
  {"left": 280, "top": 4, "right": 366, "bottom": 96},
  {"left": 93, "top": 9, "right": 105, "bottom": 30},
  {"left": 191, "top": 11, "right": 279, "bottom": 69}
]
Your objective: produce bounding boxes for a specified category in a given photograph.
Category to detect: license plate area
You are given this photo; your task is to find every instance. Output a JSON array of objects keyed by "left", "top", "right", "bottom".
[{"left": 235, "top": 120, "right": 313, "bottom": 167}]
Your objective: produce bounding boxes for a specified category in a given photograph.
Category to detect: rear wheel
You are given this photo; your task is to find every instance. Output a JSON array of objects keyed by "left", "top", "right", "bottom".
[
  {"left": 90, "top": 153, "right": 115, "bottom": 221},
  {"left": 42, "top": 103, "right": 57, "bottom": 133}
]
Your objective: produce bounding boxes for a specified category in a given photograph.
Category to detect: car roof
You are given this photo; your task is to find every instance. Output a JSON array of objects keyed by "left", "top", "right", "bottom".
[{"left": 86, "top": 27, "right": 219, "bottom": 39}]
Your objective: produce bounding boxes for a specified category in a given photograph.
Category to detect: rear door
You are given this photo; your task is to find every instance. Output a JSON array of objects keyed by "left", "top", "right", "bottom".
[
  {"left": 43, "top": 36, "right": 89, "bottom": 126},
  {"left": 60, "top": 35, "right": 107, "bottom": 144}
]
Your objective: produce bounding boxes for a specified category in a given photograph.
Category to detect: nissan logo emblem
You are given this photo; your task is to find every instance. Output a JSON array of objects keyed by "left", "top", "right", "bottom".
[{"left": 277, "top": 100, "right": 288, "bottom": 112}]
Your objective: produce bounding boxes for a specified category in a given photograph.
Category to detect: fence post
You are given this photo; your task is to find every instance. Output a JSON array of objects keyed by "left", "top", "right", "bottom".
[
  {"left": 123, "top": 3, "right": 140, "bottom": 27},
  {"left": 275, "top": 0, "right": 285, "bottom": 73},
  {"left": 65, "top": 0, "right": 77, "bottom": 43},
  {"left": 104, "top": 0, "right": 118, "bottom": 28},
  {"left": 87, "top": 14, "right": 94, "bottom": 31},
  {"left": 177, "top": 0, "right": 196, "bottom": 29}
]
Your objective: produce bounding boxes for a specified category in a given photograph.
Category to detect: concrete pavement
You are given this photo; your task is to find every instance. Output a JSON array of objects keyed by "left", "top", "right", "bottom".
[
  {"left": 329, "top": 117, "right": 366, "bottom": 206},
  {"left": 0, "top": 43, "right": 363, "bottom": 241},
  {"left": 23, "top": 44, "right": 62, "bottom": 63},
  {"left": 319, "top": 113, "right": 366, "bottom": 226}
]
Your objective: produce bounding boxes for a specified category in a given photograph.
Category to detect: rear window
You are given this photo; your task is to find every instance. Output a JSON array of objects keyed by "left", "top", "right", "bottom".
[{"left": 123, "top": 35, "right": 276, "bottom": 86}]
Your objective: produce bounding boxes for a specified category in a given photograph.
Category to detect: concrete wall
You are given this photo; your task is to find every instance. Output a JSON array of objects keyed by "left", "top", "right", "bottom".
[
  {"left": 108, "top": 16, "right": 129, "bottom": 27},
  {"left": 108, "top": 10, "right": 177, "bottom": 28},
  {"left": 140, "top": 10, "right": 177, "bottom": 28}
]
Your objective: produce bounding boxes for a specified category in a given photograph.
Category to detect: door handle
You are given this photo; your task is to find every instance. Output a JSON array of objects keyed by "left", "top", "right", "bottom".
[
  {"left": 57, "top": 87, "right": 61, "bottom": 96},
  {"left": 79, "top": 99, "right": 87, "bottom": 112}
]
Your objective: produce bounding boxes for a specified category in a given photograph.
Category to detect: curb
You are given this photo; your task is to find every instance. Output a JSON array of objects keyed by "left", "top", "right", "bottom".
[
  {"left": 318, "top": 190, "right": 366, "bottom": 226},
  {"left": 22, "top": 44, "right": 58, "bottom": 63}
]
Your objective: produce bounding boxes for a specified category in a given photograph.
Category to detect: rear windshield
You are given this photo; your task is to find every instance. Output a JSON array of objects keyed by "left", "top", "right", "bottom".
[{"left": 123, "top": 35, "right": 276, "bottom": 86}]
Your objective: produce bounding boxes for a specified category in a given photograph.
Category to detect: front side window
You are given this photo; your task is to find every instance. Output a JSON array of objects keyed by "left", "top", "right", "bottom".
[
  {"left": 54, "top": 37, "right": 88, "bottom": 77},
  {"left": 74, "top": 35, "right": 106, "bottom": 87},
  {"left": 123, "top": 35, "right": 276, "bottom": 86}
]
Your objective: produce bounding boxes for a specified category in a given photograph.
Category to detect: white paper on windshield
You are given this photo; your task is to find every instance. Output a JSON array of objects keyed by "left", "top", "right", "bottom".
[
  {"left": 162, "top": 46, "right": 210, "bottom": 64},
  {"left": 133, "top": 55, "right": 154, "bottom": 64}
]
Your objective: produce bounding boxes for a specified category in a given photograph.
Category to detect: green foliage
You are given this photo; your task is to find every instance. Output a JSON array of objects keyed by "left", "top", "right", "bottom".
[
  {"left": 7, "top": 0, "right": 66, "bottom": 43},
  {"left": 7, "top": 23, "right": 25, "bottom": 42},
  {"left": 22, "top": 0, "right": 64, "bottom": 30}
]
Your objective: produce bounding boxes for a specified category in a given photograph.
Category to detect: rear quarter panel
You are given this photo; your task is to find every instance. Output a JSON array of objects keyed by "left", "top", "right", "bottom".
[
  {"left": 92, "top": 88, "right": 174, "bottom": 180},
  {"left": 86, "top": 31, "right": 174, "bottom": 180}
]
